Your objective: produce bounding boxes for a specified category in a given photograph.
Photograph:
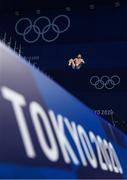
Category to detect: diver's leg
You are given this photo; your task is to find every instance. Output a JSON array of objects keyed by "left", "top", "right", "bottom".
[
  {"left": 72, "top": 61, "right": 75, "bottom": 69},
  {"left": 76, "top": 64, "right": 81, "bottom": 70}
]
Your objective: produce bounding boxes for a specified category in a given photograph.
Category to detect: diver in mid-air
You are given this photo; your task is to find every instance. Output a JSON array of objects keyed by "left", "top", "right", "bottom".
[{"left": 68, "top": 54, "right": 85, "bottom": 70}]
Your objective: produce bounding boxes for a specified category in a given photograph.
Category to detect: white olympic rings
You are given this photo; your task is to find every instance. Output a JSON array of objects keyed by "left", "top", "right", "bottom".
[
  {"left": 15, "top": 15, "right": 70, "bottom": 43},
  {"left": 90, "top": 75, "right": 120, "bottom": 90}
]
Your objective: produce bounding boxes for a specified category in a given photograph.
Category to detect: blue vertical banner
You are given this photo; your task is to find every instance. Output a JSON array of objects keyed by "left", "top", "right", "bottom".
[{"left": 0, "top": 42, "right": 127, "bottom": 179}]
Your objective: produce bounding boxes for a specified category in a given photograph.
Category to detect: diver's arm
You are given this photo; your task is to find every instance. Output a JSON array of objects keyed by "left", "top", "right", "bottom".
[
  {"left": 81, "top": 59, "right": 85, "bottom": 64},
  {"left": 68, "top": 59, "right": 73, "bottom": 66}
]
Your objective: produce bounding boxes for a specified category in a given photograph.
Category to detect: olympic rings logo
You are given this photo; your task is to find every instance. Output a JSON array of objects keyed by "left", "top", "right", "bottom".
[
  {"left": 90, "top": 75, "right": 120, "bottom": 90},
  {"left": 15, "top": 15, "right": 70, "bottom": 43}
]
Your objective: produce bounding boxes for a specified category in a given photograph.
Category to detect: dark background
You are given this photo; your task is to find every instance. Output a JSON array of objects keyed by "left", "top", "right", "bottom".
[{"left": 0, "top": 0, "right": 127, "bottom": 133}]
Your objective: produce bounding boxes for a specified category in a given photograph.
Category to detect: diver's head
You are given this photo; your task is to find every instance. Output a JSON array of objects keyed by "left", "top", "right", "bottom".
[{"left": 77, "top": 54, "right": 82, "bottom": 58}]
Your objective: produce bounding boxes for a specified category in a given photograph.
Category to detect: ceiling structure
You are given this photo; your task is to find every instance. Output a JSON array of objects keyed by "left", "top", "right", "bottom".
[{"left": 0, "top": 0, "right": 123, "bottom": 14}]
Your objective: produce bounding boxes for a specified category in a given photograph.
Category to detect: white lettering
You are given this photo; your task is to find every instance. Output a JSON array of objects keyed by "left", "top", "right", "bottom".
[
  {"left": 1, "top": 86, "right": 36, "bottom": 158},
  {"left": 108, "top": 142, "right": 123, "bottom": 174},
  {"left": 89, "top": 131, "right": 108, "bottom": 171},
  {"left": 1, "top": 86, "right": 123, "bottom": 174},
  {"left": 49, "top": 110, "right": 79, "bottom": 165},
  {"left": 78, "top": 126, "right": 98, "bottom": 168},
  {"left": 30, "top": 102, "right": 59, "bottom": 162},
  {"left": 64, "top": 118, "right": 87, "bottom": 166}
]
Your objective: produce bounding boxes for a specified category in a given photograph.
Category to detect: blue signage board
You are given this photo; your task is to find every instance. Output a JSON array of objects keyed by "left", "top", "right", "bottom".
[{"left": 0, "top": 42, "right": 127, "bottom": 179}]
